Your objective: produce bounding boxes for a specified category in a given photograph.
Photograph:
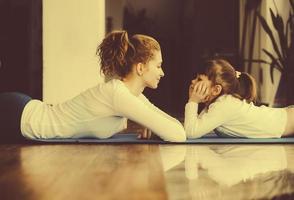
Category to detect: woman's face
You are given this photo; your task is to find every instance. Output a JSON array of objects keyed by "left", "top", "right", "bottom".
[{"left": 142, "top": 50, "right": 164, "bottom": 89}]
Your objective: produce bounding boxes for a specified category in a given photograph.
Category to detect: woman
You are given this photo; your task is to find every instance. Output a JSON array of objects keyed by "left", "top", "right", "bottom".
[{"left": 0, "top": 30, "right": 186, "bottom": 143}]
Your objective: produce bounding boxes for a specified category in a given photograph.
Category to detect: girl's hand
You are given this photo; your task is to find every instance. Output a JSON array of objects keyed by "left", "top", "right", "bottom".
[
  {"left": 189, "top": 79, "right": 197, "bottom": 99},
  {"left": 189, "top": 80, "right": 210, "bottom": 103},
  {"left": 137, "top": 128, "right": 152, "bottom": 139}
]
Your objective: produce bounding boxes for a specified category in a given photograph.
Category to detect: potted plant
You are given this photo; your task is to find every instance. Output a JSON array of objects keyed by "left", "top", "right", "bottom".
[{"left": 248, "top": 0, "right": 294, "bottom": 106}]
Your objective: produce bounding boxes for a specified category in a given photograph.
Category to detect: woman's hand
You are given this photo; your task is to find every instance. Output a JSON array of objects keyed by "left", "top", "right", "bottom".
[
  {"left": 137, "top": 128, "right": 153, "bottom": 139},
  {"left": 189, "top": 80, "right": 210, "bottom": 103}
]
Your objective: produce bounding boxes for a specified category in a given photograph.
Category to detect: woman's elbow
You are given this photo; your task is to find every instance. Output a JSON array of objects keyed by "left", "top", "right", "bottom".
[
  {"left": 176, "top": 131, "right": 187, "bottom": 142},
  {"left": 169, "top": 127, "right": 186, "bottom": 142}
]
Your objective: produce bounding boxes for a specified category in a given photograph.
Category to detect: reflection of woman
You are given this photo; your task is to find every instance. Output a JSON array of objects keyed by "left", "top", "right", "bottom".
[
  {"left": 19, "top": 145, "right": 127, "bottom": 199},
  {"left": 159, "top": 145, "right": 186, "bottom": 171},
  {"left": 0, "top": 30, "right": 186, "bottom": 143}
]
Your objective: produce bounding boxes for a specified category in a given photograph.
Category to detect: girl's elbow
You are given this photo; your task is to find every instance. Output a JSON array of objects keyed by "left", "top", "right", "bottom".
[
  {"left": 184, "top": 125, "right": 194, "bottom": 138},
  {"left": 187, "top": 133, "right": 201, "bottom": 139},
  {"left": 185, "top": 128, "right": 202, "bottom": 139}
]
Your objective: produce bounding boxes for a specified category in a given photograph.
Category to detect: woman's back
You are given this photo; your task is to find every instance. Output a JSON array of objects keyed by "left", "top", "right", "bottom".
[{"left": 21, "top": 79, "right": 127, "bottom": 139}]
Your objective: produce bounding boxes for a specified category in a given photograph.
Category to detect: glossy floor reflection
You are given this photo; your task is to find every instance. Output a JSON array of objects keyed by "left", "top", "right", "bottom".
[
  {"left": 1, "top": 144, "right": 294, "bottom": 199},
  {"left": 161, "top": 145, "right": 294, "bottom": 200}
]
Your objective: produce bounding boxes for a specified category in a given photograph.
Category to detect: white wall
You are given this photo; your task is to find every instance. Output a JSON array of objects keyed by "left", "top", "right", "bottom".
[{"left": 43, "top": 0, "right": 105, "bottom": 104}]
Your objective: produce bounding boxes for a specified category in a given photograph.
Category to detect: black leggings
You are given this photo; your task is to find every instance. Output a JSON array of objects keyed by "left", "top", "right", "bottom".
[{"left": 0, "top": 92, "right": 32, "bottom": 143}]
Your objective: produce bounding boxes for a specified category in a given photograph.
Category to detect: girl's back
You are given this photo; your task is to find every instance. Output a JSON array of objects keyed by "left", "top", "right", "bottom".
[
  {"left": 209, "top": 95, "right": 287, "bottom": 138},
  {"left": 185, "top": 59, "right": 288, "bottom": 139}
]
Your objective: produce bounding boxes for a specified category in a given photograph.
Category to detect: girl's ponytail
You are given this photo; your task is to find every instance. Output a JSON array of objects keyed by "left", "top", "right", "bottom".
[{"left": 237, "top": 72, "right": 257, "bottom": 103}]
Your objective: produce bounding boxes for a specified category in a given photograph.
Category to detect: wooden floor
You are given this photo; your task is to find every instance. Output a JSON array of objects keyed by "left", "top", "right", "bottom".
[{"left": 1, "top": 143, "right": 294, "bottom": 200}]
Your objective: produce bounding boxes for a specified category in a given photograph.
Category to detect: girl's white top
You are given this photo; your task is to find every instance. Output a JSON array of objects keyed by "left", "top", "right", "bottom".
[
  {"left": 184, "top": 95, "right": 287, "bottom": 138},
  {"left": 21, "top": 79, "right": 186, "bottom": 142}
]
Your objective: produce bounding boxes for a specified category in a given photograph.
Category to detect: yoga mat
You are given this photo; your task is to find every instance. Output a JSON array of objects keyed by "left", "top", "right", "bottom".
[{"left": 31, "top": 133, "right": 294, "bottom": 144}]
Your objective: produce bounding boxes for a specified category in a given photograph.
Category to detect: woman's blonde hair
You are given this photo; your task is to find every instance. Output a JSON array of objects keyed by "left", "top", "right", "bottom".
[{"left": 97, "top": 30, "right": 160, "bottom": 78}]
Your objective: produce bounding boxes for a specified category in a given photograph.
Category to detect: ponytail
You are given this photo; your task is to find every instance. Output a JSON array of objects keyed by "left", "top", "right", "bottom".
[
  {"left": 97, "top": 30, "right": 161, "bottom": 80},
  {"left": 97, "top": 30, "right": 135, "bottom": 78},
  {"left": 237, "top": 72, "right": 257, "bottom": 103}
]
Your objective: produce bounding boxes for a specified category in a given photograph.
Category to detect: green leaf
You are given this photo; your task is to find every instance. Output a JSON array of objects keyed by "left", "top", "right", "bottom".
[
  {"left": 289, "top": 13, "right": 294, "bottom": 57},
  {"left": 286, "top": 12, "right": 294, "bottom": 63},
  {"left": 290, "top": 0, "right": 294, "bottom": 11},
  {"left": 286, "top": 11, "right": 291, "bottom": 41},
  {"left": 242, "top": 59, "right": 270, "bottom": 64},
  {"left": 257, "top": 13, "right": 284, "bottom": 64},
  {"left": 270, "top": 8, "right": 278, "bottom": 30},
  {"left": 262, "top": 48, "right": 283, "bottom": 71},
  {"left": 258, "top": 13, "right": 273, "bottom": 35},
  {"left": 270, "top": 60, "right": 278, "bottom": 83},
  {"left": 270, "top": 9, "right": 287, "bottom": 59}
]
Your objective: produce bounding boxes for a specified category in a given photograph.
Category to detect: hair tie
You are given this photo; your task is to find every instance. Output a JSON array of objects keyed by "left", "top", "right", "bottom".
[{"left": 236, "top": 71, "right": 241, "bottom": 78}]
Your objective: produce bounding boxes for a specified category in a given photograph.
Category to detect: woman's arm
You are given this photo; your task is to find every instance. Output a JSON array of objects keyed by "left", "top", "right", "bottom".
[
  {"left": 113, "top": 89, "right": 186, "bottom": 142},
  {"left": 138, "top": 94, "right": 183, "bottom": 126}
]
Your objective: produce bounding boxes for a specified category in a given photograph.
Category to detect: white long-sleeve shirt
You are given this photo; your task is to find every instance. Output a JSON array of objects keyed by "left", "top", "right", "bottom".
[
  {"left": 184, "top": 95, "right": 287, "bottom": 138},
  {"left": 21, "top": 79, "right": 186, "bottom": 142}
]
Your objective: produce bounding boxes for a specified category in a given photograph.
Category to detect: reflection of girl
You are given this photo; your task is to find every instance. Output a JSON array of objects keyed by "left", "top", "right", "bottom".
[
  {"left": 185, "top": 59, "right": 294, "bottom": 138},
  {"left": 185, "top": 146, "right": 287, "bottom": 186},
  {"left": 0, "top": 31, "right": 185, "bottom": 143},
  {"left": 159, "top": 145, "right": 294, "bottom": 199},
  {"left": 185, "top": 146, "right": 294, "bottom": 200}
]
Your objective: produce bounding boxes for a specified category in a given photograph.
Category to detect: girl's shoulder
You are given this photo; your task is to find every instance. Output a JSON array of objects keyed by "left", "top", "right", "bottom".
[
  {"left": 215, "top": 94, "right": 240, "bottom": 104},
  {"left": 208, "top": 95, "right": 242, "bottom": 110}
]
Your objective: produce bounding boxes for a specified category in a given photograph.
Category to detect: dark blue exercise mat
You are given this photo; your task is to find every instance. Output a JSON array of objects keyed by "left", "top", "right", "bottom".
[{"left": 30, "top": 133, "right": 294, "bottom": 144}]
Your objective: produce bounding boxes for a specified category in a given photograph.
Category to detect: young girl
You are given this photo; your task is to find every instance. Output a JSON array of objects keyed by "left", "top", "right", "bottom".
[
  {"left": 185, "top": 59, "right": 294, "bottom": 139},
  {"left": 0, "top": 30, "right": 186, "bottom": 143}
]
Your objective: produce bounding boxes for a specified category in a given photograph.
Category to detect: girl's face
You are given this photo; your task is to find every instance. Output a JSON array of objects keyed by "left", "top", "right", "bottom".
[
  {"left": 194, "top": 75, "right": 212, "bottom": 103},
  {"left": 194, "top": 74, "right": 221, "bottom": 103},
  {"left": 142, "top": 50, "right": 164, "bottom": 89}
]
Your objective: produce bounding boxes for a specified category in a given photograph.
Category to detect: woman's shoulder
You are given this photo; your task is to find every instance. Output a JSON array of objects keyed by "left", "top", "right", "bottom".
[
  {"left": 101, "top": 79, "right": 134, "bottom": 100},
  {"left": 93, "top": 78, "right": 126, "bottom": 92},
  {"left": 106, "top": 78, "right": 125, "bottom": 88},
  {"left": 73, "top": 79, "right": 124, "bottom": 101}
]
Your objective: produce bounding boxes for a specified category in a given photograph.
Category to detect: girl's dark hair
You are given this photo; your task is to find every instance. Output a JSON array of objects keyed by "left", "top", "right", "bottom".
[
  {"left": 97, "top": 30, "right": 160, "bottom": 78},
  {"left": 204, "top": 59, "right": 257, "bottom": 103}
]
